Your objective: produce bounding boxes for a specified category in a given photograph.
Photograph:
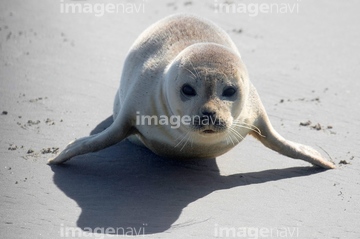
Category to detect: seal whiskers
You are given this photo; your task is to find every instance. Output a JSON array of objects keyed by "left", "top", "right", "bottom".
[
  {"left": 229, "top": 127, "right": 244, "bottom": 143},
  {"left": 232, "top": 120, "right": 265, "bottom": 138},
  {"left": 183, "top": 67, "right": 197, "bottom": 80},
  {"left": 175, "top": 131, "right": 191, "bottom": 151}
]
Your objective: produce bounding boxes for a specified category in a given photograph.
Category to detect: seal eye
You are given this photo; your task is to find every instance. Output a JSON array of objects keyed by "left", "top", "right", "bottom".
[
  {"left": 182, "top": 84, "right": 196, "bottom": 96},
  {"left": 222, "top": 87, "right": 236, "bottom": 97}
]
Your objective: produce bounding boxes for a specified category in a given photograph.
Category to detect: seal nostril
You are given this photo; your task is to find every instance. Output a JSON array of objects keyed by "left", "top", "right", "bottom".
[{"left": 202, "top": 110, "right": 216, "bottom": 117}]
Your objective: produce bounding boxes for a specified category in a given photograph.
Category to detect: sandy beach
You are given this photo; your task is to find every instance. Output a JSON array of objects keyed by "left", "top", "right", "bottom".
[{"left": 1, "top": 0, "right": 359, "bottom": 238}]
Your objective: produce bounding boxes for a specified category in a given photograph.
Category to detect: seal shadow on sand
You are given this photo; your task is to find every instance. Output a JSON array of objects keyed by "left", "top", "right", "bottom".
[{"left": 50, "top": 116, "right": 326, "bottom": 235}]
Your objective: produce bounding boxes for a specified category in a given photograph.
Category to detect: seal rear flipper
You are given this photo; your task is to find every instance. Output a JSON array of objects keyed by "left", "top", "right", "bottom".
[
  {"left": 48, "top": 116, "right": 133, "bottom": 165},
  {"left": 248, "top": 89, "right": 335, "bottom": 169},
  {"left": 250, "top": 121, "right": 335, "bottom": 169}
]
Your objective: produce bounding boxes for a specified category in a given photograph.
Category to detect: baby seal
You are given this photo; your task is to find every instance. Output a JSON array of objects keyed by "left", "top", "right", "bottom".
[{"left": 48, "top": 14, "right": 335, "bottom": 169}]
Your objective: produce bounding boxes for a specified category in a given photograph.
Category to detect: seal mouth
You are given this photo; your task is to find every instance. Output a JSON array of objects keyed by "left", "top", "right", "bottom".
[
  {"left": 193, "top": 116, "right": 227, "bottom": 134},
  {"left": 202, "top": 129, "right": 217, "bottom": 134}
]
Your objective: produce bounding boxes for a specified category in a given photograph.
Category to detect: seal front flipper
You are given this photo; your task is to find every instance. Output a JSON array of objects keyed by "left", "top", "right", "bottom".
[
  {"left": 48, "top": 112, "right": 133, "bottom": 165},
  {"left": 248, "top": 87, "right": 335, "bottom": 169}
]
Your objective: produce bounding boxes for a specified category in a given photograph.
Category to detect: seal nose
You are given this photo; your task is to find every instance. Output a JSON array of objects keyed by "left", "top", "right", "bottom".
[
  {"left": 200, "top": 102, "right": 218, "bottom": 123},
  {"left": 201, "top": 109, "right": 217, "bottom": 124},
  {"left": 202, "top": 110, "right": 216, "bottom": 118}
]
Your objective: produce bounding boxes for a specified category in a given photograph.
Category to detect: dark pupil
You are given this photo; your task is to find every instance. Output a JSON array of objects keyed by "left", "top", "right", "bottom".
[
  {"left": 223, "top": 87, "right": 236, "bottom": 97},
  {"left": 182, "top": 85, "right": 196, "bottom": 96}
]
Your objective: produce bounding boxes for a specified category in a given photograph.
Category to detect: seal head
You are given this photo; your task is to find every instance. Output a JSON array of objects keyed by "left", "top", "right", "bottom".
[{"left": 165, "top": 43, "right": 250, "bottom": 139}]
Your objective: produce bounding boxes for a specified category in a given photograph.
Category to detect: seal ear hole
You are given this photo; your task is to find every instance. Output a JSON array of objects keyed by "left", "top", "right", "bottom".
[
  {"left": 222, "top": 87, "right": 237, "bottom": 97},
  {"left": 181, "top": 84, "right": 197, "bottom": 97}
]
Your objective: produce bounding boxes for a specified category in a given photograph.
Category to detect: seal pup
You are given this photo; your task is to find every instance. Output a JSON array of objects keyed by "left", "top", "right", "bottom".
[{"left": 48, "top": 14, "right": 335, "bottom": 169}]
